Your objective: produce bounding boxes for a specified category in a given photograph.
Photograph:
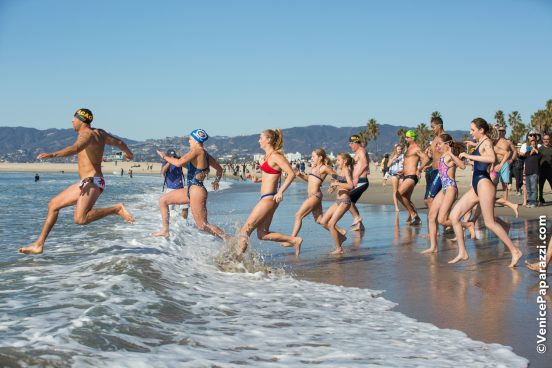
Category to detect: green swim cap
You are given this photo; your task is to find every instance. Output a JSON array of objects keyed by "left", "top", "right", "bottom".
[
  {"left": 405, "top": 130, "right": 417, "bottom": 139},
  {"left": 74, "top": 108, "right": 93, "bottom": 124}
]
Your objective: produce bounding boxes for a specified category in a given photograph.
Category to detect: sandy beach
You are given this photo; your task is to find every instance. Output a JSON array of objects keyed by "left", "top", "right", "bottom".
[{"left": 3, "top": 161, "right": 551, "bottom": 219}]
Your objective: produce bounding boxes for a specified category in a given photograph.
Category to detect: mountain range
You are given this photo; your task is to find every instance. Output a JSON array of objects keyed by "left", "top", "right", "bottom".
[{"left": 0, "top": 125, "right": 468, "bottom": 162}]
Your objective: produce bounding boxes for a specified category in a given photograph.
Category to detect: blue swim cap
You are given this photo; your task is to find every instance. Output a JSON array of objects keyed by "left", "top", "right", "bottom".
[{"left": 190, "top": 129, "right": 208, "bottom": 143}]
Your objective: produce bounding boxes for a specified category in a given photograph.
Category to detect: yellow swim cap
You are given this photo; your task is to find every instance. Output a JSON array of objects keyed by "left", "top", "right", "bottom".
[{"left": 74, "top": 108, "right": 93, "bottom": 124}]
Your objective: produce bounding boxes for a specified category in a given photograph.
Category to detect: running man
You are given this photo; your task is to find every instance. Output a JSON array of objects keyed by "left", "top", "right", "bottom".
[
  {"left": 492, "top": 124, "right": 519, "bottom": 216},
  {"left": 348, "top": 134, "right": 370, "bottom": 231},
  {"left": 19, "top": 108, "right": 135, "bottom": 255},
  {"left": 398, "top": 130, "right": 430, "bottom": 225},
  {"left": 424, "top": 117, "right": 446, "bottom": 209}
]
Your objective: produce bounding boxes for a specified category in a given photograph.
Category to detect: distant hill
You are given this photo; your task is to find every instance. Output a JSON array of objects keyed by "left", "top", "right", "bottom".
[
  {"left": 0, "top": 125, "right": 468, "bottom": 162},
  {"left": 0, "top": 127, "right": 137, "bottom": 162}
]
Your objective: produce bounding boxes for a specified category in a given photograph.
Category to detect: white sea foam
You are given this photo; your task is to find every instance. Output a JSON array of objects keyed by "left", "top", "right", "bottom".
[{"left": 0, "top": 174, "right": 528, "bottom": 367}]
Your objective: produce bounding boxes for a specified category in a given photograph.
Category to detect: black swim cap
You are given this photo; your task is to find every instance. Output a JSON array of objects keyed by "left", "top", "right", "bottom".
[
  {"left": 165, "top": 149, "right": 178, "bottom": 158},
  {"left": 74, "top": 108, "right": 93, "bottom": 124}
]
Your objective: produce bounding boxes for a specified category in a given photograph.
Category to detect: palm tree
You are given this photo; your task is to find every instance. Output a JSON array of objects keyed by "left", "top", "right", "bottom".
[
  {"left": 530, "top": 110, "right": 548, "bottom": 134},
  {"left": 415, "top": 123, "right": 432, "bottom": 150},
  {"left": 396, "top": 128, "right": 407, "bottom": 145},
  {"left": 494, "top": 110, "right": 506, "bottom": 127},
  {"left": 508, "top": 111, "right": 526, "bottom": 144},
  {"left": 431, "top": 111, "right": 441, "bottom": 119},
  {"left": 367, "top": 118, "right": 379, "bottom": 155},
  {"left": 546, "top": 99, "right": 552, "bottom": 114},
  {"left": 359, "top": 129, "right": 370, "bottom": 148}
]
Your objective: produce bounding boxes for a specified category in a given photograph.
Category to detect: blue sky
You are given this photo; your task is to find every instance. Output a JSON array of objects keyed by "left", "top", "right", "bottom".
[{"left": 0, "top": 0, "right": 550, "bottom": 140}]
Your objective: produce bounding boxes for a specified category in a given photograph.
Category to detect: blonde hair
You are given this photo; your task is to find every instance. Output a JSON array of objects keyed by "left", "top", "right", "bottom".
[
  {"left": 313, "top": 148, "right": 330, "bottom": 166},
  {"left": 337, "top": 152, "right": 353, "bottom": 169},
  {"left": 393, "top": 144, "right": 404, "bottom": 155},
  {"left": 263, "top": 128, "right": 284, "bottom": 152}
]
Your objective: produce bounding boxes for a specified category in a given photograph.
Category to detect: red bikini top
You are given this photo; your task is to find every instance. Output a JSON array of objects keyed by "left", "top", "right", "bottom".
[{"left": 260, "top": 152, "right": 281, "bottom": 174}]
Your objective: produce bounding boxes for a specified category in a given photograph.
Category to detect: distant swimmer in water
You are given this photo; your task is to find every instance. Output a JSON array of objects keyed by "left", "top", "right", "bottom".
[
  {"left": 448, "top": 118, "right": 522, "bottom": 267},
  {"left": 34, "top": 173, "right": 40, "bottom": 182},
  {"left": 238, "top": 129, "right": 302, "bottom": 257},
  {"left": 290, "top": 148, "right": 346, "bottom": 240},
  {"left": 19, "top": 108, "right": 135, "bottom": 255},
  {"left": 318, "top": 152, "right": 354, "bottom": 255},
  {"left": 155, "top": 129, "right": 225, "bottom": 239}
]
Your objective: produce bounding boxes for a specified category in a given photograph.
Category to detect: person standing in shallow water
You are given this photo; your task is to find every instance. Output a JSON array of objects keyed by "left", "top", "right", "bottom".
[
  {"left": 238, "top": 129, "right": 302, "bottom": 257},
  {"left": 397, "top": 130, "right": 430, "bottom": 225},
  {"left": 347, "top": 135, "right": 370, "bottom": 231},
  {"left": 19, "top": 108, "right": 135, "bottom": 255},
  {"left": 448, "top": 118, "right": 523, "bottom": 267}
]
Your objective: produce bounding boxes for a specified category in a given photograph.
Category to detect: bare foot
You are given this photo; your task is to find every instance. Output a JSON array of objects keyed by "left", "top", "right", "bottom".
[
  {"left": 525, "top": 260, "right": 541, "bottom": 272},
  {"left": 337, "top": 227, "right": 347, "bottom": 236},
  {"left": 329, "top": 248, "right": 344, "bottom": 255},
  {"left": 405, "top": 215, "right": 412, "bottom": 224},
  {"left": 293, "top": 237, "right": 302, "bottom": 257},
  {"left": 117, "top": 204, "right": 135, "bottom": 224},
  {"left": 421, "top": 247, "right": 437, "bottom": 254},
  {"left": 448, "top": 253, "right": 469, "bottom": 264},
  {"left": 509, "top": 249, "right": 522, "bottom": 268},
  {"left": 395, "top": 207, "right": 400, "bottom": 212},
  {"left": 151, "top": 230, "right": 169, "bottom": 237},
  {"left": 18, "top": 242, "right": 44, "bottom": 254},
  {"left": 280, "top": 241, "right": 292, "bottom": 247},
  {"left": 350, "top": 222, "right": 365, "bottom": 232},
  {"left": 513, "top": 203, "right": 519, "bottom": 218},
  {"left": 350, "top": 217, "right": 362, "bottom": 227},
  {"left": 409, "top": 216, "right": 422, "bottom": 226}
]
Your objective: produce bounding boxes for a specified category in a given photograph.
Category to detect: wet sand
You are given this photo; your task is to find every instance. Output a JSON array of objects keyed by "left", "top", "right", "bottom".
[{"left": 290, "top": 207, "right": 550, "bottom": 367}]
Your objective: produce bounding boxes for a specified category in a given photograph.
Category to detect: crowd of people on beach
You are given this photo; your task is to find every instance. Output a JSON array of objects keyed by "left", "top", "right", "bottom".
[{"left": 18, "top": 109, "right": 551, "bottom": 273}]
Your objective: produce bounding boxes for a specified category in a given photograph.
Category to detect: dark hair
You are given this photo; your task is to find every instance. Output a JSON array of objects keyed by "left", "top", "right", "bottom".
[
  {"left": 471, "top": 117, "right": 490, "bottom": 134},
  {"left": 440, "top": 133, "right": 465, "bottom": 156},
  {"left": 431, "top": 116, "right": 443, "bottom": 126}
]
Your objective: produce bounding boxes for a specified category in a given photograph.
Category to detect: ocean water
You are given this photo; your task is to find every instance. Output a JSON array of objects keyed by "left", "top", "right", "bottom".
[{"left": 0, "top": 172, "right": 528, "bottom": 367}]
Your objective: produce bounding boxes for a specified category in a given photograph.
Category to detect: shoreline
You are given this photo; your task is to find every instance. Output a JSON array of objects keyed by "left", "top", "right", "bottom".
[{"left": 3, "top": 161, "right": 550, "bottom": 219}]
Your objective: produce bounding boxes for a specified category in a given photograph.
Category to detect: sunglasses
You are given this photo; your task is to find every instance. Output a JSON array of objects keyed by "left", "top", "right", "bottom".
[{"left": 529, "top": 134, "right": 537, "bottom": 137}]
